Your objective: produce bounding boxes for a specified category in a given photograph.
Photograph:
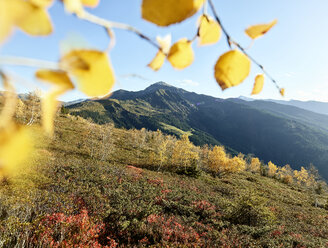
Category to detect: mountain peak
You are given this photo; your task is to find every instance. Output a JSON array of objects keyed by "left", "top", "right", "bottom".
[
  {"left": 144, "top": 82, "right": 175, "bottom": 91},
  {"left": 153, "top": 81, "right": 172, "bottom": 87}
]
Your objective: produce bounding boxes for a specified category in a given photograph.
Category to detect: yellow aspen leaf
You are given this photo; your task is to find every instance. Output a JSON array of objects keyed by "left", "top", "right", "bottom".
[
  {"left": 81, "top": 0, "right": 99, "bottom": 7},
  {"left": 148, "top": 51, "right": 166, "bottom": 71},
  {"left": 0, "top": 73, "right": 17, "bottom": 127},
  {"left": 60, "top": 50, "right": 115, "bottom": 97},
  {"left": 36, "top": 69, "right": 75, "bottom": 89},
  {"left": 0, "top": 123, "right": 33, "bottom": 178},
  {"left": 142, "top": 0, "right": 204, "bottom": 26},
  {"left": 17, "top": 4, "right": 53, "bottom": 36},
  {"left": 62, "top": 0, "right": 98, "bottom": 13},
  {"left": 62, "top": 0, "right": 84, "bottom": 14},
  {"left": 41, "top": 89, "right": 66, "bottom": 135},
  {"left": 251, "top": 74, "right": 264, "bottom": 95},
  {"left": 59, "top": 51, "right": 90, "bottom": 70},
  {"left": 29, "top": 0, "right": 54, "bottom": 8},
  {"left": 245, "top": 19, "right": 277, "bottom": 39},
  {"left": 280, "top": 88, "right": 285, "bottom": 97},
  {"left": 36, "top": 70, "right": 74, "bottom": 135},
  {"left": 156, "top": 34, "right": 171, "bottom": 54},
  {"left": 198, "top": 15, "right": 221, "bottom": 45},
  {"left": 147, "top": 34, "right": 171, "bottom": 71},
  {"left": 0, "top": 0, "right": 28, "bottom": 43},
  {"left": 167, "top": 38, "right": 194, "bottom": 69},
  {"left": 214, "top": 50, "right": 251, "bottom": 90}
]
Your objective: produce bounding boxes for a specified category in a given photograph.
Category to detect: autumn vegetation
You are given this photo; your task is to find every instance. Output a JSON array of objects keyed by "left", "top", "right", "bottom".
[
  {"left": 1, "top": 0, "right": 327, "bottom": 247},
  {"left": 1, "top": 97, "right": 328, "bottom": 247}
]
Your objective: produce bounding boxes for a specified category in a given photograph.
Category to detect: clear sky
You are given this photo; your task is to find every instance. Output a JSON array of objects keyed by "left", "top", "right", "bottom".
[{"left": 1, "top": 0, "right": 328, "bottom": 102}]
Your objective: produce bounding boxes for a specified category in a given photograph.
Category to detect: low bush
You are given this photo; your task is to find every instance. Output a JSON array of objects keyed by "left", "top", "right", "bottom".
[{"left": 226, "top": 194, "right": 276, "bottom": 227}]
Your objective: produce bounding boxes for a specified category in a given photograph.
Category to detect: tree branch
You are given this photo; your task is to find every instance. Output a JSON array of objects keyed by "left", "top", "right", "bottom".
[
  {"left": 77, "top": 10, "right": 161, "bottom": 51},
  {"left": 208, "top": 0, "right": 281, "bottom": 91}
]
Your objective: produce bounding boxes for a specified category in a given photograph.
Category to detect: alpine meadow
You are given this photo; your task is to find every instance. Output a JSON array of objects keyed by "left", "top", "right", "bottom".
[{"left": 1, "top": 0, "right": 328, "bottom": 247}]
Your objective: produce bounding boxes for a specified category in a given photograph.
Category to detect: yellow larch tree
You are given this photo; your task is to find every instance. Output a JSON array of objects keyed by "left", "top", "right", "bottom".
[
  {"left": 277, "top": 164, "right": 293, "bottom": 184},
  {"left": 229, "top": 154, "right": 246, "bottom": 173},
  {"left": 171, "top": 134, "right": 199, "bottom": 170},
  {"left": 207, "top": 145, "right": 228, "bottom": 175},
  {"left": 267, "top": 161, "right": 278, "bottom": 178},
  {"left": 293, "top": 167, "right": 309, "bottom": 186},
  {"left": 248, "top": 157, "right": 261, "bottom": 173}
]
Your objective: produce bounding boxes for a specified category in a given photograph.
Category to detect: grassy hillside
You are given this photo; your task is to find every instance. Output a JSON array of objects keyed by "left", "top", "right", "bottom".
[
  {"left": 1, "top": 111, "right": 328, "bottom": 247},
  {"left": 67, "top": 83, "right": 328, "bottom": 180}
]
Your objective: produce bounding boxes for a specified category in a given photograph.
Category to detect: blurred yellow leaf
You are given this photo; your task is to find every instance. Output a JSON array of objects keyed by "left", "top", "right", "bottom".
[
  {"left": 167, "top": 38, "right": 194, "bottom": 69},
  {"left": 0, "top": 73, "right": 17, "bottom": 127},
  {"left": 63, "top": 0, "right": 99, "bottom": 13},
  {"left": 17, "top": 4, "right": 53, "bottom": 36},
  {"left": 148, "top": 51, "right": 166, "bottom": 71},
  {"left": 60, "top": 50, "right": 115, "bottom": 97},
  {"left": 29, "top": 0, "right": 54, "bottom": 7},
  {"left": 198, "top": 15, "right": 221, "bottom": 45},
  {"left": 62, "top": 0, "right": 83, "bottom": 14},
  {"left": 148, "top": 34, "right": 171, "bottom": 71},
  {"left": 81, "top": 0, "right": 99, "bottom": 7},
  {"left": 142, "top": 0, "right": 204, "bottom": 26},
  {"left": 0, "top": 0, "right": 28, "bottom": 43},
  {"left": 0, "top": 0, "right": 52, "bottom": 43},
  {"left": 280, "top": 88, "right": 285, "bottom": 97},
  {"left": 41, "top": 89, "right": 66, "bottom": 135},
  {"left": 251, "top": 74, "right": 264, "bottom": 95},
  {"left": 0, "top": 123, "right": 33, "bottom": 178},
  {"left": 156, "top": 34, "right": 171, "bottom": 54},
  {"left": 36, "top": 70, "right": 74, "bottom": 135},
  {"left": 245, "top": 19, "right": 277, "bottom": 39},
  {"left": 36, "top": 69, "right": 74, "bottom": 89},
  {"left": 214, "top": 50, "right": 251, "bottom": 90}
]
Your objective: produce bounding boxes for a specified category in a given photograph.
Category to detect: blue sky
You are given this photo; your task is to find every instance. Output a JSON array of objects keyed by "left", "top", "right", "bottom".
[{"left": 1, "top": 0, "right": 328, "bottom": 102}]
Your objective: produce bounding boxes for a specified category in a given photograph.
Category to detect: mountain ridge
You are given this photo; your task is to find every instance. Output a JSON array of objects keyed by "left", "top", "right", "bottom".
[{"left": 67, "top": 82, "right": 328, "bottom": 180}]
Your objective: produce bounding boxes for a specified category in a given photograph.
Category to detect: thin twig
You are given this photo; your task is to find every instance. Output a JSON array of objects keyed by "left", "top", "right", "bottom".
[
  {"left": 208, "top": 0, "right": 281, "bottom": 90},
  {"left": 207, "top": 0, "right": 231, "bottom": 48},
  {"left": 235, "top": 43, "right": 280, "bottom": 90},
  {"left": 78, "top": 10, "right": 161, "bottom": 51},
  {"left": 105, "top": 28, "right": 116, "bottom": 53},
  {"left": 0, "top": 56, "right": 58, "bottom": 70}
]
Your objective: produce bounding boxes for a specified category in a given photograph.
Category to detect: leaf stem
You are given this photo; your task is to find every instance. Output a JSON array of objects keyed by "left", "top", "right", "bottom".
[{"left": 203, "top": 0, "right": 208, "bottom": 15}]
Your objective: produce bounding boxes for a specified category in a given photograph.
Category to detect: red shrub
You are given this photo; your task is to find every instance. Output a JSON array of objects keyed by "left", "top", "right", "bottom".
[
  {"left": 147, "top": 214, "right": 201, "bottom": 246},
  {"left": 147, "top": 178, "right": 164, "bottom": 186},
  {"left": 35, "top": 209, "right": 117, "bottom": 248},
  {"left": 271, "top": 225, "right": 285, "bottom": 237},
  {"left": 126, "top": 165, "right": 143, "bottom": 179},
  {"left": 192, "top": 200, "right": 216, "bottom": 212}
]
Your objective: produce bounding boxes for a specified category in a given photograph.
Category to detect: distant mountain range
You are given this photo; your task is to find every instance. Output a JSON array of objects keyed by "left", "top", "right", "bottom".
[
  {"left": 269, "top": 99, "right": 328, "bottom": 116},
  {"left": 67, "top": 82, "right": 328, "bottom": 180},
  {"left": 237, "top": 96, "right": 328, "bottom": 116}
]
